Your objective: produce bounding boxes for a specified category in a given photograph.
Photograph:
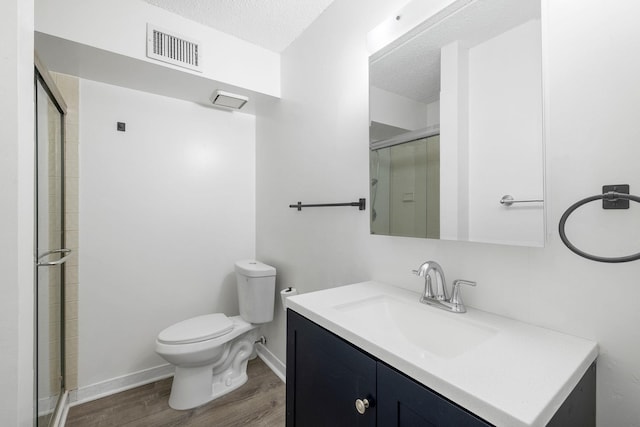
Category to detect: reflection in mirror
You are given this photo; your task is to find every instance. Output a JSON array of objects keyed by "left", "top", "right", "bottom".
[
  {"left": 369, "top": 0, "right": 544, "bottom": 247},
  {"left": 371, "top": 130, "right": 440, "bottom": 238}
]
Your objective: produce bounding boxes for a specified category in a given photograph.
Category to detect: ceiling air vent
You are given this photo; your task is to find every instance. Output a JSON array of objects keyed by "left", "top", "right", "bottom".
[{"left": 146, "top": 24, "right": 202, "bottom": 72}]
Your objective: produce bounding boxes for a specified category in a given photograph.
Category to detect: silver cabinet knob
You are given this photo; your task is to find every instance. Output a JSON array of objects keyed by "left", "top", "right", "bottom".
[{"left": 355, "top": 398, "right": 370, "bottom": 414}]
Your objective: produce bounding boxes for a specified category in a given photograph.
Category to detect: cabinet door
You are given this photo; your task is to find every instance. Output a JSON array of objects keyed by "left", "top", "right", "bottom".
[
  {"left": 378, "top": 363, "right": 493, "bottom": 427},
  {"left": 287, "top": 310, "right": 377, "bottom": 427}
]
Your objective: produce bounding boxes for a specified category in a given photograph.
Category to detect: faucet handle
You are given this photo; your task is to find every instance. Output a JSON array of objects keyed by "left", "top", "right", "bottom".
[{"left": 449, "top": 280, "right": 476, "bottom": 312}]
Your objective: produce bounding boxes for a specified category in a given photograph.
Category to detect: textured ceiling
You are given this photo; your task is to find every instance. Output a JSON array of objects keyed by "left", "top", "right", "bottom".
[
  {"left": 143, "top": 0, "right": 336, "bottom": 52},
  {"left": 370, "top": 0, "right": 540, "bottom": 104}
]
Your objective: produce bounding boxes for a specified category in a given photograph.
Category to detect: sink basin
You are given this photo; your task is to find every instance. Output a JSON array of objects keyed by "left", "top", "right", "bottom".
[{"left": 333, "top": 295, "right": 496, "bottom": 358}]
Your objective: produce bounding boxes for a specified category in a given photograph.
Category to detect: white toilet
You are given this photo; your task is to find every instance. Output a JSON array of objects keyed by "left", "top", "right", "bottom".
[{"left": 155, "top": 260, "right": 276, "bottom": 410}]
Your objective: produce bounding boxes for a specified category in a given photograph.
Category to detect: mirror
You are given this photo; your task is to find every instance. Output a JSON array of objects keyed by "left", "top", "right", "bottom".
[{"left": 369, "top": 0, "right": 544, "bottom": 247}]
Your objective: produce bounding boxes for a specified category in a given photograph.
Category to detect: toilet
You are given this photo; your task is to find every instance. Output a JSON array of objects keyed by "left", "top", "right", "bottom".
[{"left": 155, "top": 260, "right": 276, "bottom": 410}]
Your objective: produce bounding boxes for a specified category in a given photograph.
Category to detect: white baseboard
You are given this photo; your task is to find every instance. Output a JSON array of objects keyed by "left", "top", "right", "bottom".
[
  {"left": 70, "top": 364, "right": 174, "bottom": 407},
  {"left": 255, "top": 343, "right": 286, "bottom": 383},
  {"left": 64, "top": 347, "right": 283, "bottom": 410},
  {"left": 38, "top": 394, "right": 60, "bottom": 417}
]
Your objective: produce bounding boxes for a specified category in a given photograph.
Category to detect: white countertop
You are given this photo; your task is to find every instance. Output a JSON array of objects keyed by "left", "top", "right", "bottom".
[{"left": 287, "top": 281, "right": 598, "bottom": 427}]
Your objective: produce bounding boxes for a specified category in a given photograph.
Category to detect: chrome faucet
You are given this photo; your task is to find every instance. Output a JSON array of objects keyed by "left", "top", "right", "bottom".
[
  {"left": 413, "top": 261, "right": 448, "bottom": 301},
  {"left": 412, "top": 261, "right": 476, "bottom": 313}
]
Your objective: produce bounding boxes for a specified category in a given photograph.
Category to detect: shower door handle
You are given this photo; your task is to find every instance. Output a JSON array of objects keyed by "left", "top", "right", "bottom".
[{"left": 37, "top": 248, "right": 72, "bottom": 267}]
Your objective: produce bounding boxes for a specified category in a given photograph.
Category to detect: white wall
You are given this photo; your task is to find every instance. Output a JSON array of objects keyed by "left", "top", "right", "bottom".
[
  {"left": 467, "top": 20, "right": 544, "bottom": 246},
  {"left": 35, "top": 0, "right": 280, "bottom": 98},
  {"left": 0, "top": 0, "right": 35, "bottom": 425},
  {"left": 369, "top": 86, "right": 430, "bottom": 132},
  {"left": 440, "top": 40, "right": 470, "bottom": 241},
  {"left": 79, "top": 79, "right": 256, "bottom": 388},
  {"left": 256, "top": 0, "right": 640, "bottom": 425}
]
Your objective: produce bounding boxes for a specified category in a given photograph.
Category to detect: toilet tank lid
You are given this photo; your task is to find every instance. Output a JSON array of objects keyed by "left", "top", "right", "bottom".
[
  {"left": 157, "top": 313, "right": 233, "bottom": 345},
  {"left": 235, "top": 260, "right": 276, "bottom": 277}
]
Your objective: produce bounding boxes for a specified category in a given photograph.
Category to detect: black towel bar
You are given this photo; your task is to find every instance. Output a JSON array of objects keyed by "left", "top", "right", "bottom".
[{"left": 289, "top": 198, "right": 366, "bottom": 211}]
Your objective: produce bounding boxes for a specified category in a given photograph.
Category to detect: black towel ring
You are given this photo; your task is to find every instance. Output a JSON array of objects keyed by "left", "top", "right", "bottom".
[{"left": 559, "top": 192, "right": 640, "bottom": 263}]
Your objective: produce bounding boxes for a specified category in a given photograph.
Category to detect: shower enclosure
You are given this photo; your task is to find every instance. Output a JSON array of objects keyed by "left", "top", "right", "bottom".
[
  {"left": 35, "top": 58, "right": 69, "bottom": 426},
  {"left": 370, "top": 134, "right": 440, "bottom": 238}
]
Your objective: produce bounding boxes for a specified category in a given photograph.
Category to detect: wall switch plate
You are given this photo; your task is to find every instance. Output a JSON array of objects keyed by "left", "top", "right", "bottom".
[
  {"left": 602, "top": 184, "right": 629, "bottom": 209},
  {"left": 117, "top": 122, "right": 126, "bottom": 132}
]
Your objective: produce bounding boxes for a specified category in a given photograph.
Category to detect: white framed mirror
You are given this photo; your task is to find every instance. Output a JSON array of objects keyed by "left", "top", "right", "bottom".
[{"left": 369, "top": 0, "right": 544, "bottom": 247}]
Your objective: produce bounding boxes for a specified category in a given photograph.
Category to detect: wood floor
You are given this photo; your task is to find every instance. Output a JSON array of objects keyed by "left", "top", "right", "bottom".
[{"left": 65, "top": 358, "right": 285, "bottom": 427}]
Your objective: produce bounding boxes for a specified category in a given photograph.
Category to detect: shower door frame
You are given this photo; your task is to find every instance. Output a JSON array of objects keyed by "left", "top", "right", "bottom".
[{"left": 34, "top": 54, "right": 68, "bottom": 427}]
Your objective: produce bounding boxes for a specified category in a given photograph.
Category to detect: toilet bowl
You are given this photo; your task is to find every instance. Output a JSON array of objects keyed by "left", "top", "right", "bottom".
[{"left": 155, "top": 260, "right": 276, "bottom": 410}]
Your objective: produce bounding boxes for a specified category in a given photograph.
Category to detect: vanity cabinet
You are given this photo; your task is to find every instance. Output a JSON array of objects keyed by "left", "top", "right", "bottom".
[
  {"left": 286, "top": 310, "right": 490, "bottom": 426},
  {"left": 287, "top": 309, "right": 596, "bottom": 427}
]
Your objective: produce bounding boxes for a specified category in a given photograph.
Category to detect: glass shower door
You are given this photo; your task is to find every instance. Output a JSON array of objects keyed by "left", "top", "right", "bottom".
[{"left": 35, "top": 73, "right": 68, "bottom": 426}]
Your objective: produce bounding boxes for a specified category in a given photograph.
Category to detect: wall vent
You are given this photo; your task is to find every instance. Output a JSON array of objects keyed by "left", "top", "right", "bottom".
[{"left": 146, "top": 24, "right": 202, "bottom": 72}]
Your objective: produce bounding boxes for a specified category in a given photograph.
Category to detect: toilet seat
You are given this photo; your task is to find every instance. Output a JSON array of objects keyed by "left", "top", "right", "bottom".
[{"left": 157, "top": 313, "right": 233, "bottom": 345}]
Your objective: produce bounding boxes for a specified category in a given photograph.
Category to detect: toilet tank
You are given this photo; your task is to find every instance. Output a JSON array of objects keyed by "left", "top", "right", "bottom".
[{"left": 235, "top": 260, "right": 276, "bottom": 324}]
